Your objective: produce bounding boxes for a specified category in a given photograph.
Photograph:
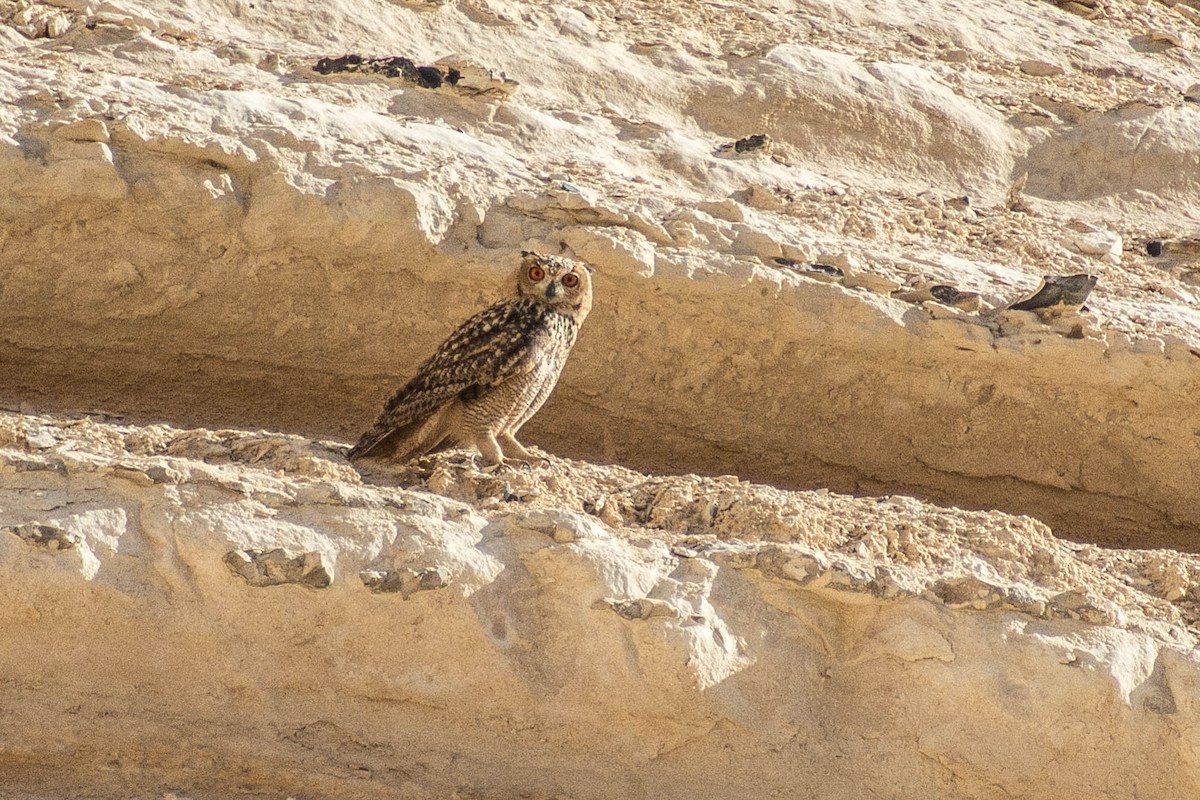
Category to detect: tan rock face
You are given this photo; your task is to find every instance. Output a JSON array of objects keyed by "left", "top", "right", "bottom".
[
  {"left": 3, "top": 413, "right": 1200, "bottom": 798},
  {"left": 5, "top": 0, "right": 1200, "bottom": 794},
  {"left": 2, "top": 0, "right": 1200, "bottom": 550}
]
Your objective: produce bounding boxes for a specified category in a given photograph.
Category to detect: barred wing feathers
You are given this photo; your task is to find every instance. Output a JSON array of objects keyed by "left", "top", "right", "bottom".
[{"left": 348, "top": 298, "right": 547, "bottom": 459}]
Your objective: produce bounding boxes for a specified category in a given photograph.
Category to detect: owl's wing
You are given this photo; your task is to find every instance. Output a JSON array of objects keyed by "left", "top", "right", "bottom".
[{"left": 348, "top": 299, "right": 545, "bottom": 459}]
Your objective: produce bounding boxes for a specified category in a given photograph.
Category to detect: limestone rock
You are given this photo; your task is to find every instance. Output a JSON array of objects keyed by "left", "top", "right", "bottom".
[
  {"left": 714, "top": 133, "right": 772, "bottom": 159},
  {"left": 3, "top": 522, "right": 75, "bottom": 550},
  {"left": 4, "top": 0, "right": 1200, "bottom": 793},
  {"left": 2, "top": 414, "right": 1200, "bottom": 798},
  {"left": 311, "top": 53, "right": 517, "bottom": 97},
  {"left": 51, "top": 118, "right": 110, "bottom": 144},
  {"left": 1020, "top": 59, "right": 1066, "bottom": 77},
  {"left": 1064, "top": 226, "right": 1123, "bottom": 264},
  {"left": 224, "top": 548, "right": 334, "bottom": 588},
  {"left": 360, "top": 566, "right": 450, "bottom": 597}
]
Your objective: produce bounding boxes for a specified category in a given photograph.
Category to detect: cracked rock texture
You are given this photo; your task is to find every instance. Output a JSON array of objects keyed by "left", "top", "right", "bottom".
[
  {"left": 6, "top": 0, "right": 1200, "bottom": 795},
  {"left": 4, "top": 413, "right": 1200, "bottom": 799},
  {"left": 4, "top": 0, "right": 1200, "bottom": 549}
]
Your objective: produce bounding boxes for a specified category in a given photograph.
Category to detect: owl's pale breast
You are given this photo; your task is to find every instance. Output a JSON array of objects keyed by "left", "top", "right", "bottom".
[
  {"left": 460, "top": 312, "right": 577, "bottom": 438},
  {"left": 512, "top": 325, "right": 572, "bottom": 428}
]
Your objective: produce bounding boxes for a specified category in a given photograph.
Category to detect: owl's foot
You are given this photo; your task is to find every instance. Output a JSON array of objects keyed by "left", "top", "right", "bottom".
[
  {"left": 478, "top": 457, "right": 539, "bottom": 474},
  {"left": 498, "top": 434, "right": 551, "bottom": 468},
  {"left": 471, "top": 434, "right": 551, "bottom": 472},
  {"left": 468, "top": 434, "right": 507, "bottom": 473},
  {"left": 504, "top": 453, "right": 550, "bottom": 469}
]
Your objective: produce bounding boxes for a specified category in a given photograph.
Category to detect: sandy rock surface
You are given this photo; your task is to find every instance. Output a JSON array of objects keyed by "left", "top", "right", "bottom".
[
  {"left": 3, "top": 411, "right": 1200, "bottom": 798},
  {"left": 6, "top": 0, "right": 1200, "bottom": 795},
  {"left": 2, "top": 0, "right": 1200, "bottom": 548}
]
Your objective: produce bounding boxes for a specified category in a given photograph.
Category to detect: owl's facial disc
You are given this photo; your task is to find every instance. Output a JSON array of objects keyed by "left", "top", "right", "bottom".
[{"left": 517, "top": 252, "right": 590, "bottom": 315}]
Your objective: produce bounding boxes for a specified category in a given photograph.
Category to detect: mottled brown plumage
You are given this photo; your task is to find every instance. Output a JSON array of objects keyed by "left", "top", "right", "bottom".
[{"left": 348, "top": 252, "right": 593, "bottom": 468}]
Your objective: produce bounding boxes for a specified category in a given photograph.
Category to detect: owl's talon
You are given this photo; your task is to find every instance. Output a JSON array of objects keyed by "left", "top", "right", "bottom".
[{"left": 505, "top": 454, "right": 550, "bottom": 470}]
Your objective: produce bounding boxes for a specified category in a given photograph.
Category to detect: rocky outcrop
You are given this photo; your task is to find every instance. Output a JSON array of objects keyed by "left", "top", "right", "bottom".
[
  {"left": 5, "top": 0, "right": 1200, "bottom": 549},
  {"left": 3, "top": 412, "right": 1200, "bottom": 798},
  {"left": 6, "top": 0, "right": 1200, "bottom": 794}
]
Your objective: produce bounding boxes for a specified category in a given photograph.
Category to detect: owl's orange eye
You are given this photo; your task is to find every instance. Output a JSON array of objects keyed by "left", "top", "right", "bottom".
[
  {"left": 528, "top": 266, "right": 546, "bottom": 281},
  {"left": 561, "top": 272, "right": 580, "bottom": 288}
]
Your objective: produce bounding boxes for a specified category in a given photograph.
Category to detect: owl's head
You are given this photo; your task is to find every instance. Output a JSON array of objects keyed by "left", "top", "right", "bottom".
[{"left": 516, "top": 251, "right": 593, "bottom": 322}]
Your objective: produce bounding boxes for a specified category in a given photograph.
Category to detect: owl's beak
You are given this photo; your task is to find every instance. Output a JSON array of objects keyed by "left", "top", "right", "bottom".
[{"left": 545, "top": 283, "right": 558, "bottom": 298}]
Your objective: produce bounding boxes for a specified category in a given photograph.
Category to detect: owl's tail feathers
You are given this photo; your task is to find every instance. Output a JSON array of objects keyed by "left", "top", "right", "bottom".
[
  {"left": 346, "top": 413, "right": 408, "bottom": 460},
  {"left": 347, "top": 405, "right": 456, "bottom": 464},
  {"left": 346, "top": 428, "right": 388, "bottom": 461}
]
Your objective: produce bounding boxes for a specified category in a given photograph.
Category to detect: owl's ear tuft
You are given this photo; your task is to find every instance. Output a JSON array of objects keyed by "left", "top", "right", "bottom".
[{"left": 520, "top": 250, "right": 536, "bottom": 260}]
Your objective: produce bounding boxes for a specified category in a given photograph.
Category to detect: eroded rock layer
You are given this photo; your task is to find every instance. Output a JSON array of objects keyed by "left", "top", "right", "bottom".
[
  {"left": 2, "top": 413, "right": 1200, "bottom": 798},
  {"left": 4, "top": 0, "right": 1200, "bottom": 547},
  {"left": 6, "top": 0, "right": 1200, "bottom": 795}
]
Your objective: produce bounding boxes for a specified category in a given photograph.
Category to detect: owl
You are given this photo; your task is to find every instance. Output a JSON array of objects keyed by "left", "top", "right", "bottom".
[{"left": 348, "top": 251, "right": 593, "bottom": 469}]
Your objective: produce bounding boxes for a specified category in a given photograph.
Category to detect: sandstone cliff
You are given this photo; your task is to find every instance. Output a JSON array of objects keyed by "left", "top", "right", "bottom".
[
  {"left": 4, "top": 0, "right": 1200, "bottom": 796},
  {"left": 4, "top": 412, "right": 1200, "bottom": 798}
]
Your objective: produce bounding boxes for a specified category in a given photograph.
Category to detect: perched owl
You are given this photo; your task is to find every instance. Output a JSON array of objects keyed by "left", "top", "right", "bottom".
[{"left": 348, "top": 251, "right": 593, "bottom": 469}]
